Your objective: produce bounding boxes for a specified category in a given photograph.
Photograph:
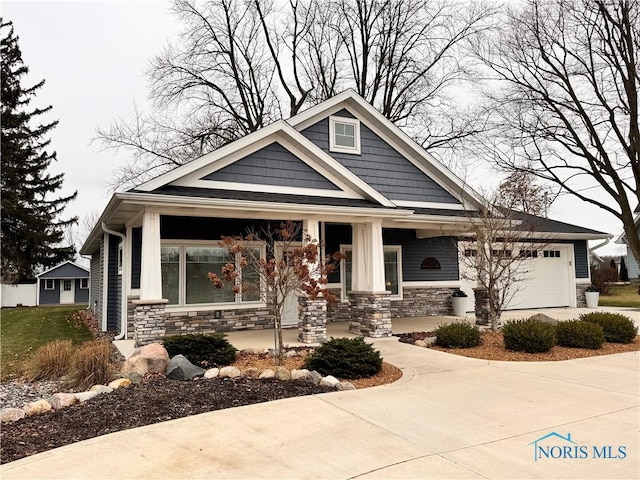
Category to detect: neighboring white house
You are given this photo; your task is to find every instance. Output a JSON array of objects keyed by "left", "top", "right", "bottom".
[{"left": 80, "top": 90, "right": 611, "bottom": 345}]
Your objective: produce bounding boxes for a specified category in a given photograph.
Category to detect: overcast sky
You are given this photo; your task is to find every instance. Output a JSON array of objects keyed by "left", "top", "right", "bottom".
[{"left": 3, "top": 0, "right": 629, "bottom": 257}]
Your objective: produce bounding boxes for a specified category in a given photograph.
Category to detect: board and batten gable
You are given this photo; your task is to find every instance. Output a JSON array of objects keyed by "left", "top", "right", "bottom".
[
  {"left": 300, "top": 109, "right": 460, "bottom": 205},
  {"left": 201, "top": 141, "right": 340, "bottom": 190}
]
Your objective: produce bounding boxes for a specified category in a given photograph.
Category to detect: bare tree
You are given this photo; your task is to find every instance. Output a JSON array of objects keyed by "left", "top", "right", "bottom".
[
  {"left": 208, "top": 221, "right": 343, "bottom": 365},
  {"left": 497, "top": 171, "right": 557, "bottom": 217},
  {"left": 476, "top": 0, "right": 640, "bottom": 266},
  {"left": 458, "top": 193, "right": 552, "bottom": 330}
]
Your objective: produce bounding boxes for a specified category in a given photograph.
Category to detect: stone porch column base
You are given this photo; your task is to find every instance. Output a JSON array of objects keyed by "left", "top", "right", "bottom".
[
  {"left": 348, "top": 291, "right": 392, "bottom": 338},
  {"left": 133, "top": 299, "right": 168, "bottom": 346},
  {"left": 298, "top": 297, "right": 328, "bottom": 344}
]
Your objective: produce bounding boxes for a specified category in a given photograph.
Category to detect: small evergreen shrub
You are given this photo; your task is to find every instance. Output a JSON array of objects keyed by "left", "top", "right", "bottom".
[
  {"left": 162, "top": 333, "right": 237, "bottom": 367},
  {"left": 502, "top": 319, "right": 556, "bottom": 353},
  {"left": 556, "top": 320, "right": 605, "bottom": 349},
  {"left": 303, "top": 337, "right": 382, "bottom": 379},
  {"left": 66, "top": 340, "right": 115, "bottom": 390},
  {"left": 434, "top": 322, "right": 480, "bottom": 348},
  {"left": 24, "top": 340, "right": 74, "bottom": 381},
  {"left": 579, "top": 312, "right": 638, "bottom": 343}
]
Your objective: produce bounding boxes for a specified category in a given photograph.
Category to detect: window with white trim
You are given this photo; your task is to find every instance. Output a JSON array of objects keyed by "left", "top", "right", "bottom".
[
  {"left": 44, "top": 279, "right": 55, "bottom": 290},
  {"left": 340, "top": 245, "right": 402, "bottom": 299},
  {"left": 329, "top": 116, "right": 361, "bottom": 154},
  {"left": 117, "top": 243, "right": 123, "bottom": 274},
  {"left": 161, "top": 242, "right": 265, "bottom": 307},
  {"left": 80, "top": 278, "right": 89, "bottom": 289}
]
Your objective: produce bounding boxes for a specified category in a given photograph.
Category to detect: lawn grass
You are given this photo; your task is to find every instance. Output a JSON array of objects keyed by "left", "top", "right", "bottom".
[
  {"left": 598, "top": 284, "right": 640, "bottom": 308},
  {"left": 1, "top": 305, "right": 93, "bottom": 380}
]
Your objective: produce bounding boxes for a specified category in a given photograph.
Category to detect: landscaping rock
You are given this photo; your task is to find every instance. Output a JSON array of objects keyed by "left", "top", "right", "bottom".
[
  {"left": 529, "top": 313, "right": 559, "bottom": 326},
  {"left": 219, "top": 366, "right": 242, "bottom": 378},
  {"left": 49, "top": 393, "right": 78, "bottom": 410},
  {"left": 275, "top": 366, "right": 291, "bottom": 381},
  {"left": 424, "top": 337, "right": 437, "bottom": 346},
  {"left": 74, "top": 391, "right": 99, "bottom": 403},
  {"left": 166, "top": 355, "right": 206, "bottom": 381},
  {"left": 1, "top": 408, "right": 25, "bottom": 423},
  {"left": 307, "top": 371, "right": 323, "bottom": 385},
  {"left": 414, "top": 340, "right": 428, "bottom": 347},
  {"left": 108, "top": 378, "right": 132, "bottom": 390},
  {"left": 320, "top": 375, "right": 339, "bottom": 387},
  {"left": 121, "top": 343, "right": 169, "bottom": 377},
  {"left": 336, "top": 382, "right": 356, "bottom": 391},
  {"left": 290, "top": 369, "right": 310, "bottom": 381},
  {"left": 23, "top": 399, "right": 52, "bottom": 416},
  {"left": 127, "top": 372, "right": 144, "bottom": 384},
  {"left": 204, "top": 368, "right": 220, "bottom": 379},
  {"left": 258, "top": 369, "right": 275, "bottom": 379},
  {"left": 90, "top": 385, "right": 114, "bottom": 395},
  {"left": 243, "top": 367, "right": 260, "bottom": 379},
  {"left": 284, "top": 350, "right": 299, "bottom": 358}
]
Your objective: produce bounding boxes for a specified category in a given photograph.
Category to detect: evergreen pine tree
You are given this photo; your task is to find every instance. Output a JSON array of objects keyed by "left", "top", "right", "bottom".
[
  {"left": 619, "top": 257, "right": 629, "bottom": 282},
  {"left": 1, "top": 19, "right": 77, "bottom": 282}
]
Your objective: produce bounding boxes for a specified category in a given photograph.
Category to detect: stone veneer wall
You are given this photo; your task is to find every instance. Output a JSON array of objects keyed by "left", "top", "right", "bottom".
[
  {"left": 389, "top": 287, "right": 456, "bottom": 318},
  {"left": 298, "top": 297, "right": 327, "bottom": 343},
  {"left": 164, "top": 306, "right": 274, "bottom": 336},
  {"left": 348, "top": 292, "right": 392, "bottom": 338},
  {"left": 575, "top": 284, "right": 588, "bottom": 308},
  {"left": 326, "top": 288, "right": 351, "bottom": 322},
  {"left": 127, "top": 295, "right": 139, "bottom": 340},
  {"left": 134, "top": 300, "right": 167, "bottom": 346}
]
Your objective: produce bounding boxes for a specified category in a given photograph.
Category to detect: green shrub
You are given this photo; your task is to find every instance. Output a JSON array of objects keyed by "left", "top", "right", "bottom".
[
  {"left": 434, "top": 322, "right": 481, "bottom": 348},
  {"left": 579, "top": 312, "right": 638, "bottom": 343},
  {"left": 66, "top": 340, "right": 116, "bottom": 390},
  {"left": 303, "top": 337, "right": 382, "bottom": 379},
  {"left": 24, "top": 340, "right": 74, "bottom": 381},
  {"left": 502, "top": 319, "right": 557, "bottom": 353},
  {"left": 162, "top": 333, "right": 237, "bottom": 367},
  {"left": 556, "top": 321, "right": 605, "bottom": 349}
]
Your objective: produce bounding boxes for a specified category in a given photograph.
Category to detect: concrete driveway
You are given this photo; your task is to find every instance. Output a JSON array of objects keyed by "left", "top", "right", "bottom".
[{"left": 2, "top": 337, "right": 638, "bottom": 479}]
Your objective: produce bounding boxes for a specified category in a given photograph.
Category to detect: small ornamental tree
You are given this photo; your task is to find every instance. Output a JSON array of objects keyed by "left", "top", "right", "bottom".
[{"left": 208, "top": 221, "right": 344, "bottom": 365}]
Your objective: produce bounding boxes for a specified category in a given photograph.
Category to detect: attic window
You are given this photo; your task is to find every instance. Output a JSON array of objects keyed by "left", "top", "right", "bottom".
[
  {"left": 420, "top": 257, "right": 441, "bottom": 270},
  {"left": 329, "top": 116, "right": 361, "bottom": 154}
]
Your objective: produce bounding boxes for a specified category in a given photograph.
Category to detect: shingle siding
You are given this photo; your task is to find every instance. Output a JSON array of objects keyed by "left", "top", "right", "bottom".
[
  {"left": 301, "top": 109, "right": 460, "bottom": 204},
  {"left": 201, "top": 142, "right": 340, "bottom": 190}
]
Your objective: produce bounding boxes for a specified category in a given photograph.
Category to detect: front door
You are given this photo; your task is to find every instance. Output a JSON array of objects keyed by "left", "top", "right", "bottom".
[{"left": 60, "top": 279, "right": 75, "bottom": 304}]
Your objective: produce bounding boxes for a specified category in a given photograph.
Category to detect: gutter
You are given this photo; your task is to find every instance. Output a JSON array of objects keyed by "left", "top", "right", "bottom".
[
  {"left": 589, "top": 237, "right": 612, "bottom": 261},
  {"left": 101, "top": 222, "right": 127, "bottom": 340}
]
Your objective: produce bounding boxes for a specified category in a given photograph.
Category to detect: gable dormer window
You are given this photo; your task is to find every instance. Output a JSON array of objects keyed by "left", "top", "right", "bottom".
[{"left": 329, "top": 116, "right": 361, "bottom": 154}]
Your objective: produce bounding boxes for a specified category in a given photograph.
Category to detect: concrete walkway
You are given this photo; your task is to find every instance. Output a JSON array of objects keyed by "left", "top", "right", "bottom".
[{"left": 3, "top": 323, "right": 639, "bottom": 479}]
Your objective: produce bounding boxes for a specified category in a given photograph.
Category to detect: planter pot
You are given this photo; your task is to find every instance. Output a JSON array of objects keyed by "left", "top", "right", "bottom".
[
  {"left": 585, "top": 291, "right": 599, "bottom": 309},
  {"left": 452, "top": 296, "right": 467, "bottom": 317}
]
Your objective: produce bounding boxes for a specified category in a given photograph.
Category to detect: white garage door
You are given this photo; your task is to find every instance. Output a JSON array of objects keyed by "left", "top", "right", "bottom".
[{"left": 458, "top": 244, "right": 574, "bottom": 311}]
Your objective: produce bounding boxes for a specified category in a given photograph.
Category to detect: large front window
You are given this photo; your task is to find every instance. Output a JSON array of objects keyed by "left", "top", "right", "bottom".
[
  {"left": 341, "top": 245, "right": 402, "bottom": 298},
  {"left": 161, "top": 243, "right": 264, "bottom": 307}
]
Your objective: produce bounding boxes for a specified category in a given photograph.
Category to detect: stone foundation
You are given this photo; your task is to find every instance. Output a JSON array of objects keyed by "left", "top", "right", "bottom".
[
  {"left": 298, "top": 297, "right": 328, "bottom": 343},
  {"left": 348, "top": 292, "right": 392, "bottom": 338},
  {"left": 326, "top": 288, "right": 351, "bottom": 323},
  {"left": 127, "top": 295, "right": 139, "bottom": 340},
  {"left": 575, "top": 284, "right": 589, "bottom": 308},
  {"left": 133, "top": 300, "right": 168, "bottom": 346},
  {"left": 164, "top": 306, "right": 274, "bottom": 335},
  {"left": 389, "top": 287, "right": 457, "bottom": 318}
]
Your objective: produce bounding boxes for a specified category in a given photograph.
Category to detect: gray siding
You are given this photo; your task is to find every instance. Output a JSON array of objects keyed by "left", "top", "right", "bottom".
[
  {"left": 107, "top": 234, "right": 121, "bottom": 332},
  {"left": 202, "top": 142, "right": 339, "bottom": 190},
  {"left": 74, "top": 279, "right": 89, "bottom": 303},
  {"left": 39, "top": 262, "right": 88, "bottom": 279},
  {"left": 131, "top": 227, "right": 142, "bottom": 289},
  {"left": 301, "top": 110, "right": 459, "bottom": 204},
  {"left": 628, "top": 247, "right": 639, "bottom": 280},
  {"left": 90, "top": 238, "right": 104, "bottom": 327},
  {"left": 39, "top": 280, "right": 60, "bottom": 304}
]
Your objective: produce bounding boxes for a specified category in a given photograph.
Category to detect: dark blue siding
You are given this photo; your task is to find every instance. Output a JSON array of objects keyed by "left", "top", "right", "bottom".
[
  {"left": 74, "top": 279, "right": 89, "bottom": 303},
  {"left": 301, "top": 111, "right": 459, "bottom": 204},
  {"left": 202, "top": 142, "right": 339, "bottom": 190},
  {"left": 571, "top": 240, "right": 589, "bottom": 278},
  {"left": 39, "top": 263, "right": 88, "bottom": 279},
  {"left": 107, "top": 235, "right": 121, "bottom": 331},
  {"left": 131, "top": 227, "right": 142, "bottom": 289},
  {"left": 39, "top": 280, "right": 60, "bottom": 304}
]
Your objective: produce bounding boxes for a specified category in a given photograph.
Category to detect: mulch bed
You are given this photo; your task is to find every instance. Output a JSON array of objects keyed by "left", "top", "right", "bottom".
[{"left": 0, "top": 376, "right": 333, "bottom": 465}]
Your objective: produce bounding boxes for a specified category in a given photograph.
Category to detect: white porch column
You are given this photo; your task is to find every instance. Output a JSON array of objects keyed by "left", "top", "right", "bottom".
[
  {"left": 351, "top": 221, "right": 386, "bottom": 292},
  {"left": 140, "top": 211, "right": 163, "bottom": 300}
]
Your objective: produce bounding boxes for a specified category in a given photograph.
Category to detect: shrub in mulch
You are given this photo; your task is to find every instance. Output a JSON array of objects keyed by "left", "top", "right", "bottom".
[
  {"left": 556, "top": 320, "right": 605, "bottom": 349},
  {"left": 304, "top": 337, "right": 382, "bottom": 379},
  {"left": 502, "top": 319, "right": 556, "bottom": 353},
  {"left": 434, "top": 322, "right": 481, "bottom": 348},
  {"left": 162, "top": 333, "right": 238, "bottom": 368},
  {"left": 579, "top": 312, "right": 638, "bottom": 344}
]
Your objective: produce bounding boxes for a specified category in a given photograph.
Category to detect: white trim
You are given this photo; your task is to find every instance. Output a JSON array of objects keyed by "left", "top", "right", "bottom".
[
  {"left": 403, "top": 281, "right": 462, "bottom": 288},
  {"left": 329, "top": 116, "right": 361, "bottom": 154},
  {"left": 165, "top": 302, "right": 267, "bottom": 314},
  {"left": 117, "top": 242, "right": 124, "bottom": 275},
  {"left": 339, "top": 243, "right": 403, "bottom": 301},
  {"left": 80, "top": 278, "right": 89, "bottom": 289},
  {"left": 179, "top": 181, "right": 360, "bottom": 199},
  {"left": 44, "top": 279, "right": 55, "bottom": 290},
  {"left": 393, "top": 200, "right": 466, "bottom": 210}
]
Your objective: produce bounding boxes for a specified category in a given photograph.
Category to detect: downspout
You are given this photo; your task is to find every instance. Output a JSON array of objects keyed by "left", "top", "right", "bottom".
[
  {"left": 101, "top": 223, "right": 127, "bottom": 340},
  {"left": 589, "top": 237, "right": 612, "bottom": 262}
]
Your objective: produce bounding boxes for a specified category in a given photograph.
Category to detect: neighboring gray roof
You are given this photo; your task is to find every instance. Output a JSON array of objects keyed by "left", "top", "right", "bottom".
[
  {"left": 142, "top": 186, "right": 390, "bottom": 209},
  {"left": 37, "top": 261, "right": 89, "bottom": 279},
  {"left": 508, "top": 210, "right": 609, "bottom": 236}
]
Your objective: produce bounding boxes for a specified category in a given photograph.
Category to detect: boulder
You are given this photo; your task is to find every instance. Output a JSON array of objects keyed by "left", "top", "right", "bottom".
[
  {"left": 424, "top": 337, "right": 437, "bottom": 346},
  {"left": 49, "top": 393, "right": 78, "bottom": 410},
  {"left": 283, "top": 350, "right": 299, "bottom": 358},
  {"left": 529, "top": 313, "right": 559, "bottom": 326},
  {"left": 108, "top": 378, "right": 132, "bottom": 390},
  {"left": 74, "top": 391, "right": 100, "bottom": 403},
  {"left": 23, "top": 399, "right": 52, "bottom": 416},
  {"left": 166, "top": 355, "right": 206, "bottom": 381},
  {"left": 90, "top": 385, "right": 113, "bottom": 395},
  {"left": 414, "top": 340, "right": 428, "bottom": 347},
  {"left": 243, "top": 367, "right": 260, "bottom": 379},
  {"left": 127, "top": 372, "right": 144, "bottom": 384},
  {"left": 275, "top": 366, "right": 291, "bottom": 381},
  {"left": 307, "top": 371, "right": 323, "bottom": 385},
  {"left": 204, "top": 368, "right": 220, "bottom": 379},
  {"left": 290, "top": 369, "right": 311, "bottom": 381},
  {"left": 320, "top": 375, "right": 339, "bottom": 387},
  {"left": 121, "top": 343, "right": 169, "bottom": 377},
  {"left": 219, "top": 366, "right": 242, "bottom": 378},
  {"left": 258, "top": 369, "right": 275, "bottom": 379},
  {"left": 336, "top": 382, "right": 356, "bottom": 391},
  {"left": 1, "top": 408, "right": 25, "bottom": 423}
]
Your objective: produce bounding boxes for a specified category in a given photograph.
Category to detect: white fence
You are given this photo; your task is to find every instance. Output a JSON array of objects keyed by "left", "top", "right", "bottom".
[{"left": 1, "top": 284, "right": 37, "bottom": 307}]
